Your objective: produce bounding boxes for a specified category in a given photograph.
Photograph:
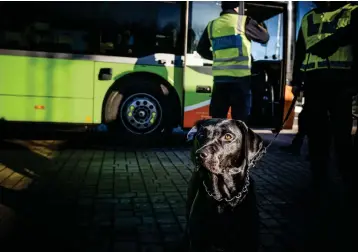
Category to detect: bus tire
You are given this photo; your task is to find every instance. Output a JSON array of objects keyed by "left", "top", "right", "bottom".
[{"left": 108, "top": 79, "right": 172, "bottom": 138}]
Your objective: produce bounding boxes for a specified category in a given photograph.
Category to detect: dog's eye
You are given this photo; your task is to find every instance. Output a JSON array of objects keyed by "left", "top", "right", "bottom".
[{"left": 223, "top": 133, "right": 234, "bottom": 141}]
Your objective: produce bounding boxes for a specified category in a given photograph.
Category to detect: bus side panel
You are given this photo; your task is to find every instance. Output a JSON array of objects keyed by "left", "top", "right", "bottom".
[
  {"left": 183, "top": 66, "right": 213, "bottom": 128},
  {"left": 92, "top": 61, "right": 183, "bottom": 124},
  {"left": 0, "top": 96, "right": 93, "bottom": 123},
  {"left": 0, "top": 54, "right": 95, "bottom": 123}
]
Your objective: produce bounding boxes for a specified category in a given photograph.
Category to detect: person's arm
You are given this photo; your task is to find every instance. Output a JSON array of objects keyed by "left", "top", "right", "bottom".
[
  {"left": 291, "top": 27, "right": 306, "bottom": 91},
  {"left": 308, "top": 6, "right": 358, "bottom": 57},
  {"left": 353, "top": 8, "right": 358, "bottom": 78},
  {"left": 245, "top": 17, "right": 270, "bottom": 44},
  {"left": 196, "top": 25, "right": 213, "bottom": 60},
  {"left": 335, "top": 7, "right": 358, "bottom": 46}
]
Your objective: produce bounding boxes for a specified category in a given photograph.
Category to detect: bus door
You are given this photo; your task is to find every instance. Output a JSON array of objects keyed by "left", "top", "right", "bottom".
[
  {"left": 244, "top": 1, "right": 287, "bottom": 128},
  {"left": 182, "top": 1, "right": 289, "bottom": 129}
]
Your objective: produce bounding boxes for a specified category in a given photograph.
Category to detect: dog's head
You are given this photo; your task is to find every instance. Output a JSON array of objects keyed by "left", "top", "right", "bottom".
[{"left": 187, "top": 118, "right": 263, "bottom": 175}]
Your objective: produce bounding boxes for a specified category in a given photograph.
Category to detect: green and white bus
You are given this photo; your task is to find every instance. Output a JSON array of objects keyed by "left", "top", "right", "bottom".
[{"left": 0, "top": 1, "right": 296, "bottom": 137}]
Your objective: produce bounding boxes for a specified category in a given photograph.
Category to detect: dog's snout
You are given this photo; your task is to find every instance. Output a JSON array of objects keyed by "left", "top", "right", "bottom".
[
  {"left": 196, "top": 150, "right": 209, "bottom": 160},
  {"left": 199, "top": 151, "right": 208, "bottom": 159}
]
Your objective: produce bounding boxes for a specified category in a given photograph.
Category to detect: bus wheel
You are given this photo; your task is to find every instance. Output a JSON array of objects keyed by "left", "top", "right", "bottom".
[{"left": 118, "top": 85, "right": 169, "bottom": 136}]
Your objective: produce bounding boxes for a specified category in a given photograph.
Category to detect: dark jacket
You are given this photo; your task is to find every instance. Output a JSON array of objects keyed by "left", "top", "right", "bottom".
[
  {"left": 196, "top": 9, "right": 270, "bottom": 83},
  {"left": 291, "top": 4, "right": 358, "bottom": 91}
]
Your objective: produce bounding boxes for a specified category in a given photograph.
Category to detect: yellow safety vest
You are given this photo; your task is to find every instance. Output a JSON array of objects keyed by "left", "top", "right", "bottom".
[
  {"left": 300, "top": 3, "right": 358, "bottom": 71},
  {"left": 207, "top": 13, "right": 251, "bottom": 77}
]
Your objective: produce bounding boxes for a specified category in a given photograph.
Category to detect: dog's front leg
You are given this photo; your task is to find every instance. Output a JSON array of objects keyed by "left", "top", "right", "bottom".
[
  {"left": 186, "top": 170, "right": 201, "bottom": 221},
  {"left": 185, "top": 171, "right": 212, "bottom": 252}
]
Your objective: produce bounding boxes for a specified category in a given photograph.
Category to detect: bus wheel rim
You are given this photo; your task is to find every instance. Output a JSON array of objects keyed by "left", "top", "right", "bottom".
[{"left": 120, "top": 93, "right": 162, "bottom": 134}]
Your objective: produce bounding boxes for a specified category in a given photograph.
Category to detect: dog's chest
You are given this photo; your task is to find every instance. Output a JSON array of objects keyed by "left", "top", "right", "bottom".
[{"left": 207, "top": 208, "right": 250, "bottom": 245}]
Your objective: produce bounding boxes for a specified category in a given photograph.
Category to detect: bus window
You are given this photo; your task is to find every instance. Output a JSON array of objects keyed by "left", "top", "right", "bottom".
[
  {"left": 98, "top": 1, "right": 183, "bottom": 57},
  {"left": 156, "top": 2, "right": 183, "bottom": 55},
  {"left": 249, "top": 1, "right": 316, "bottom": 61},
  {"left": 0, "top": 1, "right": 183, "bottom": 57},
  {"left": 0, "top": 2, "right": 97, "bottom": 55},
  {"left": 188, "top": 1, "right": 221, "bottom": 55},
  {"left": 251, "top": 12, "right": 284, "bottom": 61}
]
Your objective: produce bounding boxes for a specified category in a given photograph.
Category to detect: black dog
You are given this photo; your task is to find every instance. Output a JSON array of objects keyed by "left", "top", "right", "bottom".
[{"left": 184, "top": 118, "right": 264, "bottom": 252}]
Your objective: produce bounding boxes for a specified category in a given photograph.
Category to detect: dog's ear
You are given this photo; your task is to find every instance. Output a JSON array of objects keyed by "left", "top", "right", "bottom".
[
  {"left": 246, "top": 126, "right": 264, "bottom": 161},
  {"left": 236, "top": 120, "right": 264, "bottom": 162},
  {"left": 186, "top": 126, "right": 198, "bottom": 142},
  {"left": 186, "top": 119, "right": 206, "bottom": 142}
]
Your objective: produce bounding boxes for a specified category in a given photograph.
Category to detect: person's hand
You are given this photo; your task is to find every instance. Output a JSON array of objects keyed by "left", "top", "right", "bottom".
[
  {"left": 290, "top": 78, "right": 303, "bottom": 96},
  {"left": 258, "top": 22, "right": 268, "bottom": 31},
  {"left": 291, "top": 86, "right": 302, "bottom": 97}
]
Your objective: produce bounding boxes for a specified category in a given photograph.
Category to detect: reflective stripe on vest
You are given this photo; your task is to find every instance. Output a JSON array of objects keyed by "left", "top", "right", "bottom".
[
  {"left": 207, "top": 13, "right": 251, "bottom": 77},
  {"left": 301, "top": 60, "right": 353, "bottom": 70},
  {"left": 300, "top": 4, "right": 358, "bottom": 72}
]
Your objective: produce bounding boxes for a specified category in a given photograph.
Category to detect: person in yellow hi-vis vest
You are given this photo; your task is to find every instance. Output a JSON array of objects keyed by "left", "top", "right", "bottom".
[
  {"left": 197, "top": 1, "right": 269, "bottom": 123},
  {"left": 291, "top": 1, "right": 357, "bottom": 192},
  {"left": 291, "top": 2, "right": 357, "bottom": 250}
]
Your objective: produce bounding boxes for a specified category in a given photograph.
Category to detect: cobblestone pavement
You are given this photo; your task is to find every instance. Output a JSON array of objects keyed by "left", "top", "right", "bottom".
[{"left": 0, "top": 131, "right": 352, "bottom": 252}]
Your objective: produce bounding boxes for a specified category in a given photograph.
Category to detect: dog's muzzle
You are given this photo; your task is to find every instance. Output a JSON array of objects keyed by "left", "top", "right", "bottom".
[{"left": 194, "top": 141, "right": 214, "bottom": 163}]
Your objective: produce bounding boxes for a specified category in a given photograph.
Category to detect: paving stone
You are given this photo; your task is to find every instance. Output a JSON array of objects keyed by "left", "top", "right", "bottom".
[
  {"left": 139, "top": 233, "right": 161, "bottom": 243},
  {"left": 113, "top": 242, "right": 137, "bottom": 251},
  {"left": 115, "top": 211, "right": 133, "bottom": 217},
  {"left": 96, "top": 198, "right": 117, "bottom": 204},
  {"left": 156, "top": 214, "right": 177, "bottom": 224},
  {"left": 140, "top": 244, "right": 164, "bottom": 252},
  {"left": 96, "top": 193, "right": 113, "bottom": 198},
  {"left": 159, "top": 224, "right": 181, "bottom": 233},
  {"left": 137, "top": 224, "right": 160, "bottom": 234},
  {"left": 115, "top": 217, "right": 141, "bottom": 227}
]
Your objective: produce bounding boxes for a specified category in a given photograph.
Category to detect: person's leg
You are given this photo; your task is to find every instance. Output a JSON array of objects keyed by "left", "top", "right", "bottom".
[
  {"left": 294, "top": 105, "right": 308, "bottom": 146},
  {"left": 354, "top": 123, "right": 358, "bottom": 153},
  {"left": 230, "top": 77, "right": 252, "bottom": 123},
  {"left": 328, "top": 89, "right": 355, "bottom": 252},
  {"left": 304, "top": 87, "right": 331, "bottom": 187},
  {"left": 292, "top": 107, "right": 307, "bottom": 146},
  {"left": 209, "top": 82, "right": 231, "bottom": 119},
  {"left": 301, "top": 86, "right": 333, "bottom": 250},
  {"left": 330, "top": 90, "right": 354, "bottom": 189},
  {"left": 280, "top": 105, "right": 307, "bottom": 155}
]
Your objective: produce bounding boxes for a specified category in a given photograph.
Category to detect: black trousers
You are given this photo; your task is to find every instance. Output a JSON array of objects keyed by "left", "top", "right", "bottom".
[
  {"left": 291, "top": 104, "right": 308, "bottom": 148},
  {"left": 354, "top": 122, "right": 358, "bottom": 152},
  {"left": 209, "top": 77, "right": 252, "bottom": 122},
  {"left": 304, "top": 79, "right": 354, "bottom": 184}
]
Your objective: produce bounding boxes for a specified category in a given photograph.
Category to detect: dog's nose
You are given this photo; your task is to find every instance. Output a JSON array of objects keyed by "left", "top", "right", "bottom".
[
  {"left": 196, "top": 150, "right": 208, "bottom": 159},
  {"left": 200, "top": 152, "right": 208, "bottom": 158}
]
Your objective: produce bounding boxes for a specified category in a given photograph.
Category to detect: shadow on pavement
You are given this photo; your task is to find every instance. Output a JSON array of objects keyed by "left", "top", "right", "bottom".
[{"left": 0, "top": 139, "right": 90, "bottom": 252}]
